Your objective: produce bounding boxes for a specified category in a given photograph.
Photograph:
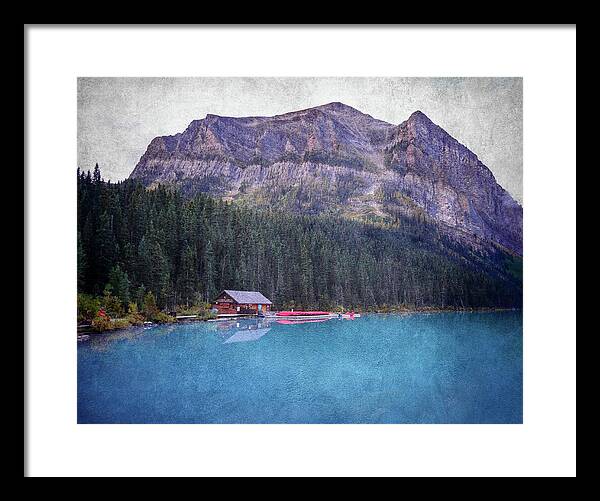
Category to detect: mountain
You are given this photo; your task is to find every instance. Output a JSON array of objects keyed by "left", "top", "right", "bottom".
[{"left": 129, "top": 102, "right": 522, "bottom": 255}]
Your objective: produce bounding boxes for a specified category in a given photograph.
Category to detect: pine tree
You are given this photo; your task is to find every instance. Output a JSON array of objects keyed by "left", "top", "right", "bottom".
[
  {"left": 142, "top": 291, "right": 158, "bottom": 318},
  {"left": 299, "top": 240, "right": 314, "bottom": 308},
  {"left": 93, "top": 163, "right": 102, "bottom": 184},
  {"left": 107, "top": 264, "right": 130, "bottom": 307},
  {"left": 177, "top": 244, "right": 197, "bottom": 305},
  {"left": 77, "top": 231, "right": 87, "bottom": 292},
  {"left": 134, "top": 284, "right": 147, "bottom": 309},
  {"left": 202, "top": 240, "right": 216, "bottom": 303},
  {"left": 95, "top": 211, "right": 118, "bottom": 289}
]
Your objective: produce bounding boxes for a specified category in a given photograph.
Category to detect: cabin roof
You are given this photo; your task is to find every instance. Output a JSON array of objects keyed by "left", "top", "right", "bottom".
[{"left": 222, "top": 290, "right": 273, "bottom": 305}]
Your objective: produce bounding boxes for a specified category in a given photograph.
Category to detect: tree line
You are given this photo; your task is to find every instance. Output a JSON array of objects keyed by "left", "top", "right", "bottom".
[{"left": 77, "top": 165, "right": 522, "bottom": 314}]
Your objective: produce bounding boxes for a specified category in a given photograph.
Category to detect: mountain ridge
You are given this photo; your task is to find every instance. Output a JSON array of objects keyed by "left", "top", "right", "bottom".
[{"left": 129, "top": 102, "right": 522, "bottom": 255}]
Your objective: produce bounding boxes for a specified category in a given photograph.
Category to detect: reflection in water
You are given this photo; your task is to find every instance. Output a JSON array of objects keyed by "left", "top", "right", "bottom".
[
  {"left": 86, "top": 326, "right": 147, "bottom": 352},
  {"left": 276, "top": 318, "right": 332, "bottom": 325},
  {"left": 85, "top": 323, "right": 184, "bottom": 352},
  {"left": 224, "top": 328, "right": 272, "bottom": 344},
  {"left": 218, "top": 315, "right": 339, "bottom": 341},
  {"left": 217, "top": 318, "right": 276, "bottom": 344},
  {"left": 82, "top": 316, "right": 342, "bottom": 350}
]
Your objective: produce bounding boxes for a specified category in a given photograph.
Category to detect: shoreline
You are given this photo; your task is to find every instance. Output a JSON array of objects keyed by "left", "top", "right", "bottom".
[
  {"left": 77, "top": 307, "right": 521, "bottom": 338},
  {"left": 369, "top": 306, "right": 520, "bottom": 314}
]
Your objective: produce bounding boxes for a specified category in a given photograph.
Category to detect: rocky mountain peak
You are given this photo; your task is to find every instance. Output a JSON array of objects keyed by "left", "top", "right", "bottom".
[
  {"left": 407, "top": 109, "right": 432, "bottom": 123},
  {"left": 401, "top": 109, "right": 447, "bottom": 138},
  {"left": 129, "top": 104, "right": 522, "bottom": 255},
  {"left": 314, "top": 101, "right": 369, "bottom": 115}
]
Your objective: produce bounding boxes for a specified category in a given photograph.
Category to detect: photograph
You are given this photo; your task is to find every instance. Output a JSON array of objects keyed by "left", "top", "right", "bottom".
[
  {"left": 25, "top": 25, "right": 576, "bottom": 478},
  {"left": 76, "top": 77, "right": 523, "bottom": 424}
]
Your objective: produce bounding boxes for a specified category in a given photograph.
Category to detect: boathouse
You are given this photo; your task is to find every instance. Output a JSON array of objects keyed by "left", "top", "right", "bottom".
[{"left": 212, "top": 290, "right": 273, "bottom": 315}]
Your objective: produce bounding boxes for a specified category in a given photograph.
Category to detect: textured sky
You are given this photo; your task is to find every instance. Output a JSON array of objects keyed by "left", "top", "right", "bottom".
[{"left": 78, "top": 77, "right": 523, "bottom": 203}]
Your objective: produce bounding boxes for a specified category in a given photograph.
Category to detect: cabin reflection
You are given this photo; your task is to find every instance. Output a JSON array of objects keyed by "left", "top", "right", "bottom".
[
  {"left": 223, "top": 328, "right": 272, "bottom": 344},
  {"left": 219, "top": 318, "right": 273, "bottom": 344}
]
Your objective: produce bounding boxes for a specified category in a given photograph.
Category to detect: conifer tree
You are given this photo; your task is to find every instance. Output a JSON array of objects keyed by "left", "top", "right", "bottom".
[
  {"left": 107, "top": 264, "right": 130, "bottom": 308},
  {"left": 93, "top": 163, "right": 102, "bottom": 184},
  {"left": 77, "top": 231, "right": 87, "bottom": 292}
]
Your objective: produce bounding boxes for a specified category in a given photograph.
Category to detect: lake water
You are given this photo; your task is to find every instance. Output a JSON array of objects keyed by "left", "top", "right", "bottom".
[{"left": 78, "top": 311, "right": 522, "bottom": 424}]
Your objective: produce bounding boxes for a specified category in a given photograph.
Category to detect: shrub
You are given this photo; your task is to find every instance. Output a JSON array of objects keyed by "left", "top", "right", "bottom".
[
  {"left": 77, "top": 293, "right": 101, "bottom": 322},
  {"left": 175, "top": 304, "right": 202, "bottom": 316},
  {"left": 126, "top": 302, "right": 145, "bottom": 326},
  {"left": 142, "top": 291, "right": 159, "bottom": 319},
  {"left": 91, "top": 310, "right": 133, "bottom": 332},
  {"left": 175, "top": 302, "right": 215, "bottom": 318},
  {"left": 102, "top": 287, "right": 124, "bottom": 318},
  {"left": 152, "top": 311, "right": 176, "bottom": 323},
  {"left": 111, "top": 318, "right": 131, "bottom": 329},
  {"left": 91, "top": 312, "right": 112, "bottom": 332},
  {"left": 198, "top": 310, "right": 217, "bottom": 320}
]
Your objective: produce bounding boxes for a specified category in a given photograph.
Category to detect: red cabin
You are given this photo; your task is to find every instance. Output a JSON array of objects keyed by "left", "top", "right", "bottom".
[{"left": 212, "top": 290, "right": 273, "bottom": 315}]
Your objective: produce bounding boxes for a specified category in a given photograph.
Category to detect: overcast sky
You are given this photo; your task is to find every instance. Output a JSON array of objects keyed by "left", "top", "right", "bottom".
[{"left": 78, "top": 77, "right": 522, "bottom": 203}]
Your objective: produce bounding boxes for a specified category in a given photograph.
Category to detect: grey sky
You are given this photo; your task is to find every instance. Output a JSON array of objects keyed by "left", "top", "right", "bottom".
[{"left": 78, "top": 77, "right": 523, "bottom": 203}]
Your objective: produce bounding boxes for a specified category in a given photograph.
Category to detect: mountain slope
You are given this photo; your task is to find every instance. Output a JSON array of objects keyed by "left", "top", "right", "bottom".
[
  {"left": 130, "top": 103, "right": 522, "bottom": 255},
  {"left": 384, "top": 111, "right": 522, "bottom": 254}
]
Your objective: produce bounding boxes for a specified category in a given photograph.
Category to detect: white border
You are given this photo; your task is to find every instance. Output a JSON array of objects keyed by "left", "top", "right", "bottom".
[{"left": 26, "top": 26, "right": 576, "bottom": 477}]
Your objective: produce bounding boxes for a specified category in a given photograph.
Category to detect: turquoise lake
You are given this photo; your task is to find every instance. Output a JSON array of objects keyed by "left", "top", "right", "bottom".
[{"left": 77, "top": 311, "right": 522, "bottom": 424}]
